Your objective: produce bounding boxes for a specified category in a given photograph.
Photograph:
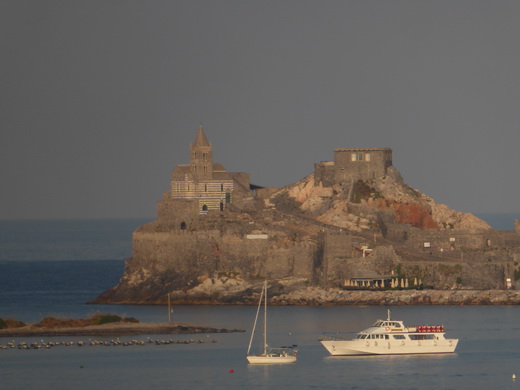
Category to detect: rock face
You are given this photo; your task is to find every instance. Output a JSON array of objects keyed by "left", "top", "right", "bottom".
[
  {"left": 95, "top": 276, "right": 520, "bottom": 306},
  {"left": 284, "top": 169, "right": 490, "bottom": 232},
  {"left": 94, "top": 133, "right": 520, "bottom": 306}
]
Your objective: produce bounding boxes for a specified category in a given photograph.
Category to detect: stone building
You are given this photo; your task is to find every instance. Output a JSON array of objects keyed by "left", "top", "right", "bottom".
[
  {"left": 314, "top": 147, "right": 393, "bottom": 187},
  {"left": 156, "top": 126, "right": 251, "bottom": 228}
]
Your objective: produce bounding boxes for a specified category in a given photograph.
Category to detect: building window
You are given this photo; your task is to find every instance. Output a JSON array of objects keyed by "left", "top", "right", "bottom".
[
  {"left": 221, "top": 183, "right": 224, "bottom": 192},
  {"left": 351, "top": 153, "right": 356, "bottom": 162},
  {"left": 357, "top": 153, "right": 363, "bottom": 161},
  {"left": 220, "top": 201, "right": 224, "bottom": 211},
  {"left": 205, "top": 184, "right": 207, "bottom": 192},
  {"left": 202, "top": 204, "right": 208, "bottom": 211}
]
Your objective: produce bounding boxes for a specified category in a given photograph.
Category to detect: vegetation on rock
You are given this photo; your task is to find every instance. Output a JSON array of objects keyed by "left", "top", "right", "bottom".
[
  {"left": 32, "top": 314, "right": 139, "bottom": 328},
  {"left": 0, "top": 318, "right": 26, "bottom": 329}
]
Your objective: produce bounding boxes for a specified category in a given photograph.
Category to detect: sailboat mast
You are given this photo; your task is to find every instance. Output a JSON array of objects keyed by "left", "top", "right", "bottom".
[
  {"left": 263, "top": 280, "right": 267, "bottom": 355},
  {"left": 247, "top": 281, "right": 264, "bottom": 356}
]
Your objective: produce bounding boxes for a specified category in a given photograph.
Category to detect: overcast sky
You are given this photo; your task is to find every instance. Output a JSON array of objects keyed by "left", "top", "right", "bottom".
[{"left": 1, "top": 1, "right": 519, "bottom": 220}]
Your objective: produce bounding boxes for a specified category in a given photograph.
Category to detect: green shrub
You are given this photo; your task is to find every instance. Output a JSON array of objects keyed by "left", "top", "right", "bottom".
[{"left": 91, "top": 314, "right": 124, "bottom": 325}]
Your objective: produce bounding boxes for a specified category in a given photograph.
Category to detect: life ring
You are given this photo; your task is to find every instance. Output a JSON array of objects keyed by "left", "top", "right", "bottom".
[
  {"left": 434, "top": 341, "right": 437, "bottom": 346},
  {"left": 401, "top": 341, "right": 405, "bottom": 346},
  {"left": 385, "top": 327, "right": 390, "bottom": 331},
  {"left": 418, "top": 341, "right": 421, "bottom": 346},
  {"left": 366, "top": 341, "right": 370, "bottom": 347},
  {"left": 374, "top": 341, "right": 378, "bottom": 347}
]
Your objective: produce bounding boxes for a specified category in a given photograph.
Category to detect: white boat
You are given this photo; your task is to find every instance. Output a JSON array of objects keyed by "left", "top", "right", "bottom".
[
  {"left": 320, "top": 310, "right": 458, "bottom": 356},
  {"left": 246, "top": 280, "right": 297, "bottom": 364}
]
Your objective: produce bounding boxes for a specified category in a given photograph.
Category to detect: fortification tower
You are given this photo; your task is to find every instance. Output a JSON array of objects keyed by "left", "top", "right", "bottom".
[
  {"left": 314, "top": 147, "right": 393, "bottom": 187},
  {"left": 190, "top": 126, "right": 213, "bottom": 181},
  {"left": 334, "top": 148, "right": 392, "bottom": 183}
]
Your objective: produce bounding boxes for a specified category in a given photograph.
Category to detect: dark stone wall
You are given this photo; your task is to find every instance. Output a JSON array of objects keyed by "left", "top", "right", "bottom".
[
  {"left": 156, "top": 198, "right": 199, "bottom": 230},
  {"left": 130, "top": 229, "right": 319, "bottom": 281},
  {"left": 334, "top": 148, "right": 392, "bottom": 183}
]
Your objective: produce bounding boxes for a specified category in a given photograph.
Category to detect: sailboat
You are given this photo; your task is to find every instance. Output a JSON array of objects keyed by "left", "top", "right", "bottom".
[{"left": 246, "top": 280, "right": 297, "bottom": 364}]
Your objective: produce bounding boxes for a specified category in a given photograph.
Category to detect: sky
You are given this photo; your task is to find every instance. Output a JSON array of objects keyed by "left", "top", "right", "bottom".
[{"left": 1, "top": 1, "right": 520, "bottom": 220}]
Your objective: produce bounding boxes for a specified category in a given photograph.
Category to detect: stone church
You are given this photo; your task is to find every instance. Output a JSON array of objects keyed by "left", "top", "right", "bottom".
[{"left": 156, "top": 126, "right": 251, "bottom": 228}]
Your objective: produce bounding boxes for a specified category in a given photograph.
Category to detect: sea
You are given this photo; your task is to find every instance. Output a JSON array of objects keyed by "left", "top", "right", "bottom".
[{"left": 1, "top": 214, "right": 520, "bottom": 390}]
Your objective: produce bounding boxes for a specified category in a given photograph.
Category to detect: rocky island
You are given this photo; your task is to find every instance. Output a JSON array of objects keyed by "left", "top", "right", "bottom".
[{"left": 93, "top": 127, "right": 520, "bottom": 306}]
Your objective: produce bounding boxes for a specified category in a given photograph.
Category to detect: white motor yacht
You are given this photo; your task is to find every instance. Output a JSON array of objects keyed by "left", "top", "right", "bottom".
[{"left": 320, "top": 310, "right": 458, "bottom": 356}]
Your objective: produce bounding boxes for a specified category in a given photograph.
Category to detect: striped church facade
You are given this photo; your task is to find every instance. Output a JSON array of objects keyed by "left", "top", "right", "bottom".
[
  {"left": 171, "top": 174, "right": 233, "bottom": 214},
  {"left": 167, "top": 126, "right": 247, "bottom": 215}
]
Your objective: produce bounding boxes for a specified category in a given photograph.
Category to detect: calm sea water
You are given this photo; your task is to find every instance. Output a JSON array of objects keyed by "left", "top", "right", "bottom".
[{"left": 1, "top": 216, "right": 520, "bottom": 390}]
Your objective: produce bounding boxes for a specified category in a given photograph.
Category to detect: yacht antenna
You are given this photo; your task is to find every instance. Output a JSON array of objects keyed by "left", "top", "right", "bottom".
[{"left": 387, "top": 309, "right": 391, "bottom": 321}]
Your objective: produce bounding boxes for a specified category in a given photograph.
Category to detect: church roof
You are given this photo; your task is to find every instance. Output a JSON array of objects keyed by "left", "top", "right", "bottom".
[{"left": 193, "top": 126, "right": 210, "bottom": 147}]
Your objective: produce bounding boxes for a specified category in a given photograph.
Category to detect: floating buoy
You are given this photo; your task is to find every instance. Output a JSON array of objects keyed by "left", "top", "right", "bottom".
[
  {"left": 229, "top": 369, "right": 234, "bottom": 373},
  {"left": 513, "top": 374, "right": 516, "bottom": 381}
]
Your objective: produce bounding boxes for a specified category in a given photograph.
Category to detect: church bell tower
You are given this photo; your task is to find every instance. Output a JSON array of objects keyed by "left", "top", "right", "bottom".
[{"left": 190, "top": 126, "right": 213, "bottom": 181}]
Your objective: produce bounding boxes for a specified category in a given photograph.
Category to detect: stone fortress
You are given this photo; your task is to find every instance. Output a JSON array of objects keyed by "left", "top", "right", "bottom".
[{"left": 95, "top": 127, "right": 520, "bottom": 305}]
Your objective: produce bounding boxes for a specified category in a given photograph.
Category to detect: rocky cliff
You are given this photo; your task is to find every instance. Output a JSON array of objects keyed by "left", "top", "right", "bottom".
[{"left": 279, "top": 167, "right": 489, "bottom": 232}]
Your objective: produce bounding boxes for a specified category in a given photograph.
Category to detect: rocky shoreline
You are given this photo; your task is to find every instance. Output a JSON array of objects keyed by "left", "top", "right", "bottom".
[
  {"left": 268, "top": 288, "right": 520, "bottom": 306},
  {"left": 0, "top": 322, "right": 245, "bottom": 338},
  {"left": 95, "top": 280, "right": 520, "bottom": 306}
]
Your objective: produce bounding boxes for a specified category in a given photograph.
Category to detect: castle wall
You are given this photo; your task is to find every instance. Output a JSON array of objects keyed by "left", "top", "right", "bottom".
[
  {"left": 384, "top": 223, "right": 508, "bottom": 252},
  {"left": 156, "top": 198, "right": 199, "bottom": 229},
  {"left": 314, "top": 161, "right": 335, "bottom": 187},
  {"left": 320, "top": 231, "right": 354, "bottom": 286},
  {"left": 399, "top": 261, "right": 514, "bottom": 289},
  {"left": 131, "top": 230, "right": 318, "bottom": 281},
  {"left": 334, "top": 148, "right": 392, "bottom": 183},
  {"left": 406, "top": 229, "right": 486, "bottom": 252}
]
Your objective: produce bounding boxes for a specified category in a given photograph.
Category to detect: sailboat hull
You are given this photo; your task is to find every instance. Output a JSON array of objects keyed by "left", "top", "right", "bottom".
[
  {"left": 246, "top": 281, "right": 298, "bottom": 364},
  {"left": 247, "top": 354, "right": 297, "bottom": 364}
]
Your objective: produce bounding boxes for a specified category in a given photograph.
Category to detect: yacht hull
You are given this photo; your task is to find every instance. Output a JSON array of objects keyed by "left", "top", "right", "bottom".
[{"left": 320, "top": 339, "right": 458, "bottom": 356}]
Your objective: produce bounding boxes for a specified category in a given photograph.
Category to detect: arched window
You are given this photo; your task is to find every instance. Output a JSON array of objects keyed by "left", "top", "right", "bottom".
[
  {"left": 180, "top": 221, "right": 187, "bottom": 230},
  {"left": 202, "top": 204, "right": 208, "bottom": 211},
  {"left": 220, "top": 201, "right": 224, "bottom": 211},
  {"left": 221, "top": 183, "right": 224, "bottom": 192}
]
